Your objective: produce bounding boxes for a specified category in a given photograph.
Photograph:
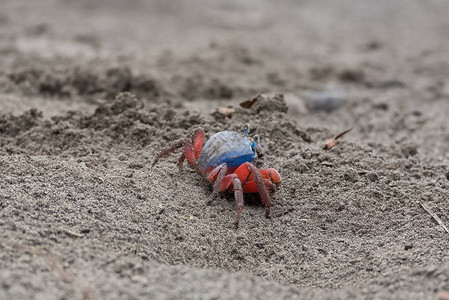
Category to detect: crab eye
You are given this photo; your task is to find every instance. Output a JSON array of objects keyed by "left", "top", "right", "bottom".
[
  {"left": 253, "top": 134, "right": 260, "bottom": 144},
  {"left": 252, "top": 134, "right": 264, "bottom": 157},
  {"left": 243, "top": 123, "right": 250, "bottom": 136}
]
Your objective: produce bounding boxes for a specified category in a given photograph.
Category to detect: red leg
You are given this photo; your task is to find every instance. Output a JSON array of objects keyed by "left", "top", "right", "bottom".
[
  {"left": 213, "top": 164, "right": 228, "bottom": 195},
  {"left": 152, "top": 127, "right": 204, "bottom": 169},
  {"left": 151, "top": 139, "right": 184, "bottom": 167},
  {"left": 184, "top": 140, "right": 195, "bottom": 166},
  {"left": 177, "top": 153, "right": 186, "bottom": 172},
  {"left": 205, "top": 163, "right": 228, "bottom": 196},
  {"left": 207, "top": 166, "right": 245, "bottom": 224},
  {"left": 193, "top": 131, "right": 204, "bottom": 159},
  {"left": 206, "top": 163, "right": 222, "bottom": 180},
  {"left": 245, "top": 163, "right": 271, "bottom": 218},
  {"left": 184, "top": 128, "right": 204, "bottom": 167},
  {"left": 216, "top": 173, "right": 244, "bottom": 225},
  {"left": 205, "top": 163, "right": 227, "bottom": 205},
  {"left": 230, "top": 175, "right": 244, "bottom": 225}
]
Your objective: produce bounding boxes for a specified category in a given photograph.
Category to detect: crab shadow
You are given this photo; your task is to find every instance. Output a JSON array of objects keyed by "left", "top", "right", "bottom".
[{"left": 221, "top": 190, "right": 265, "bottom": 208}]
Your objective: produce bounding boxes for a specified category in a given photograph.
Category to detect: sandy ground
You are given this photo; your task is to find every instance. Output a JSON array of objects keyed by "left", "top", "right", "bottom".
[{"left": 1, "top": 0, "right": 449, "bottom": 299}]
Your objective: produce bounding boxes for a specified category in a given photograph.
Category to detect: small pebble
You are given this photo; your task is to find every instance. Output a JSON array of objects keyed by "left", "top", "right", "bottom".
[{"left": 305, "top": 93, "right": 344, "bottom": 113}]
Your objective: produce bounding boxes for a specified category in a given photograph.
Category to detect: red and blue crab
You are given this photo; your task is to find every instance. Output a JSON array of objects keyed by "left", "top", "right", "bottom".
[{"left": 152, "top": 124, "right": 281, "bottom": 224}]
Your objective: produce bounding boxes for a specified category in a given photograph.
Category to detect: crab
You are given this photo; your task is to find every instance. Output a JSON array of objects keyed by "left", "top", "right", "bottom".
[{"left": 152, "top": 124, "right": 281, "bottom": 225}]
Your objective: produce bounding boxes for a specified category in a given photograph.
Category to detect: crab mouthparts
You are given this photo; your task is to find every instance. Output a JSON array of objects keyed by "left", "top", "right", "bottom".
[{"left": 274, "top": 182, "right": 281, "bottom": 191}]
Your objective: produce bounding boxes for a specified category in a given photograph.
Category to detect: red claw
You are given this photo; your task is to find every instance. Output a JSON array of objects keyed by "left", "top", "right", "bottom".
[{"left": 234, "top": 165, "right": 281, "bottom": 193}]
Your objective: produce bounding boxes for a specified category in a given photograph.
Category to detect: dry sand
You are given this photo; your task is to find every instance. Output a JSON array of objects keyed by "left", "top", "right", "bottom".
[{"left": 1, "top": 0, "right": 449, "bottom": 299}]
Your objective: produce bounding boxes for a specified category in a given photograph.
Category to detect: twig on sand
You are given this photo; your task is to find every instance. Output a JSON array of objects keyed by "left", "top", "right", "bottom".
[
  {"left": 60, "top": 227, "right": 84, "bottom": 238},
  {"left": 240, "top": 97, "right": 258, "bottom": 109},
  {"left": 323, "top": 127, "right": 353, "bottom": 150},
  {"left": 420, "top": 203, "right": 449, "bottom": 234}
]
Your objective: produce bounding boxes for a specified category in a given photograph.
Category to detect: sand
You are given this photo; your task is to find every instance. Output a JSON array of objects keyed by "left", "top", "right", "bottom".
[{"left": 1, "top": 0, "right": 449, "bottom": 299}]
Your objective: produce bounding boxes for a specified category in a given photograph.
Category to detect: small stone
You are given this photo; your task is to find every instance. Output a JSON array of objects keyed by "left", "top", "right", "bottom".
[
  {"left": 339, "top": 69, "right": 365, "bottom": 83},
  {"left": 305, "top": 93, "right": 344, "bottom": 113},
  {"left": 373, "top": 102, "right": 389, "bottom": 110}
]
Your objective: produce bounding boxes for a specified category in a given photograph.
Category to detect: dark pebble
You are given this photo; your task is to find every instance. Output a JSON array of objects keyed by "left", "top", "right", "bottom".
[{"left": 306, "top": 94, "right": 344, "bottom": 113}]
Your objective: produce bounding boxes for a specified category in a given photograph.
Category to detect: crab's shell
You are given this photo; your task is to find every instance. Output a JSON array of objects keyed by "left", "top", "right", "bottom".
[{"left": 198, "top": 131, "right": 256, "bottom": 174}]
